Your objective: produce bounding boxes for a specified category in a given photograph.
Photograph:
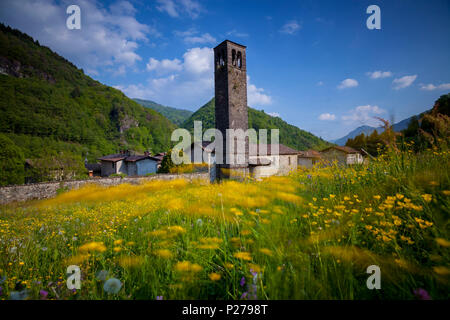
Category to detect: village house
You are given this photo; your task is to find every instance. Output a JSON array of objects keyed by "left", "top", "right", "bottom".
[
  {"left": 98, "top": 150, "right": 160, "bottom": 177},
  {"left": 320, "top": 146, "right": 363, "bottom": 166},
  {"left": 85, "top": 162, "right": 101, "bottom": 178},
  {"left": 152, "top": 152, "right": 166, "bottom": 170},
  {"left": 297, "top": 149, "right": 322, "bottom": 169},
  {"left": 186, "top": 141, "right": 300, "bottom": 180}
]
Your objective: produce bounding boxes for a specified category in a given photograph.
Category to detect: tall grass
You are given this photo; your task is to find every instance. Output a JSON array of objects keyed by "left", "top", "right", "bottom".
[{"left": 0, "top": 143, "right": 449, "bottom": 300}]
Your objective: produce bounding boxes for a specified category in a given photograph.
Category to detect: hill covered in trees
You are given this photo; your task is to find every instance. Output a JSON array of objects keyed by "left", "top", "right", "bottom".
[
  {"left": 0, "top": 23, "right": 175, "bottom": 185},
  {"left": 134, "top": 98, "right": 193, "bottom": 126},
  {"left": 345, "top": 93, "right": 450, "bottom": 155},
  {"left": 181, "top": 98, "right": 330, "bottom": 151}
]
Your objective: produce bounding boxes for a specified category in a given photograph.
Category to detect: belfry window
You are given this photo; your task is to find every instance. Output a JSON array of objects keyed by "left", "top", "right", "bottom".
[
  {"left": 220, "top": 50, "right": 226, "bottom": 66},
  {"left": 237, "top": 51, "right": 242, "bottom": 69},
  {"left": 232, "top": 49, "right": 236, "bottom": 66}
]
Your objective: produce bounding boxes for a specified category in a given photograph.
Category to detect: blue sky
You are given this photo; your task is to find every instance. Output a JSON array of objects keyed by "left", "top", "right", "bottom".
[{"left": 0, "top": 0, "right": 449, "bottom": 141}]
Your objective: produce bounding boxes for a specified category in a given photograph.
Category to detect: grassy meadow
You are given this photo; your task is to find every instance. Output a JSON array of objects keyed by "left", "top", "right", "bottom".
[{"left": 0, "top": 144, "right": 449, "bottom": 300}]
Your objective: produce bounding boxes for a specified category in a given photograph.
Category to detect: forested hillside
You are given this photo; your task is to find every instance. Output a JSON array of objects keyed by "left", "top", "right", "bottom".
[
  {"left": 345, "top": 93, "right": 450, "bottom": 155},
  {"left": 181, "top": 98, "right": 330, "bottom": 151},
  {"left": 0, "top": 23, "right": 175, "bottom": 185},
  {"left": 134, "top": 98, "right": 193, "bottom": 126}
]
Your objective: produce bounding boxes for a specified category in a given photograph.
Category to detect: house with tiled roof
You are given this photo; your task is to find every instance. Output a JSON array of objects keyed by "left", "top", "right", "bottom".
[
  {"left": 98, "top": 150, "right": 160, "bottom": 177},
  {"left": 185, "top": 141, "right": 300, "bottom": 179},
  {"left": 320, "top": 146, "right": 363, "bottom": 166},
  {"left": 298, "top": 149, "right": 322, "bottom": 168}
]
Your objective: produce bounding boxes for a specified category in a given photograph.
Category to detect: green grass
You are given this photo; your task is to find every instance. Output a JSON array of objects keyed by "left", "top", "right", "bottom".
[{"left": 0, "top": 145, "right": 449, "bottom": 300}]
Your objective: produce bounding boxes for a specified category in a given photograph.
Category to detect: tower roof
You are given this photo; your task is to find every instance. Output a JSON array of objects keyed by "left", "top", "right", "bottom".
[{"left": 214, "top": 39, "right": 246, "bottom": 49}]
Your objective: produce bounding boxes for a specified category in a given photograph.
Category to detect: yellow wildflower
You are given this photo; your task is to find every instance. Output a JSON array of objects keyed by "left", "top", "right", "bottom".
[
  {"left": 234, "top": 251, "right": 252, "bottom": 261},
  {"left": 209, "top": 273, "right": 221, "bottom": 281},
  {"left": 436, "top": 238, "right": 450, "bottom": 247}
]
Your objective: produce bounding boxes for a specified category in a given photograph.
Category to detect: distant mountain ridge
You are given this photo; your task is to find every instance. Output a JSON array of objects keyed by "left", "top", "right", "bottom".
[
  {"left": 181, "top": 98, "right": 330, "bottom": 151},
  {"left": 134, "top": 98, "right": 193, "bottom": 126},
  {"left": 332, "top": 112, "right": 430, "bottom": 146}
]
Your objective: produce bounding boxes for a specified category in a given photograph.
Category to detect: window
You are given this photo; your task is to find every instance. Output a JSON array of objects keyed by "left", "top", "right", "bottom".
[
  {"left": 232, "top": 49, "right": 236, "bottom": 66},
  {"left": 236, "top": 51, "right": 242, "bottom": 68},
  {"left": 288, "top": 156, "right": 291, "bottom": 165},
  {"left": 216, "top": 50, "right": 226, "bottom": 69}
]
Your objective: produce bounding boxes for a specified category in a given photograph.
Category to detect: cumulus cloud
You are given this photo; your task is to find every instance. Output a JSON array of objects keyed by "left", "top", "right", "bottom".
[
  {"left": 342, "top": 105, "right": 385, "bottom": 126},
  {"left": 392, "top": 75, "right": 417, "bottom": 90},
  {"left": 156, "top": 0, "right": 203, "bottom": 19},
  {"left": 247, "top": 76, "right": 272, "bottom": 107},
  {"left": 182, "top": 47, "right": 214, "bottom": 74},
  {"left": 337, "top": 78, "right": 359, "bottom": 89},
  {"left": 116, "top": 46, "right": 214, "bottom": 107},
  {"left": 280, "top": 20, "right": 301, "bottom": 34},
  {"left": 420, "top": 83, "right": 450, "bottom": 91},
  {"left": 146, "top": 57, "right": 183, "bottom": 73},
  {"left": 367, "top": 71, "right": 393, "bottom": 79},
  {"left": 318, "top": 113, "right": 336, "bottom": 121},
  {"left": 0, "top": 0, "right": 156, "bottom": 74},
  {"left": 117, "top": 48, "right": 272, "bottom": 109},
  {"left": 267, "top": 112, "right": 280, "bottom": 118}
]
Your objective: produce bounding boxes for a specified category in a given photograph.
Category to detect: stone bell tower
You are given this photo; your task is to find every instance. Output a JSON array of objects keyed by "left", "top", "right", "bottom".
[{"left": 214, "top": 40, "right": 249, "bottom": 180}]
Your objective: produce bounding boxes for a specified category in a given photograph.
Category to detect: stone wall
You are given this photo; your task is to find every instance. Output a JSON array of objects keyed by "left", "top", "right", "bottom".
[{"left": 0, "top": 172, "right": 209, "bottom": 204}]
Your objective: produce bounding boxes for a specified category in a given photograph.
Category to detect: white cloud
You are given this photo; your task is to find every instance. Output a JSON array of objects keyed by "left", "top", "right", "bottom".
[
  {"left": 342, "top": 105, "right": 385, "bottom": 126},
  {"left": 116, "top": 48, "right": 272, "bottom": 110},
  {"left": 367, "top": 71, "right": 393, "bottom": 79},
  {"left": 392, "top": 75, "right": 417, "bottom": 90},
  {"left": 420, "top": 83, "right": 450, "bottom": 91},
  {"left": 317, "top": 81, "right": 324, "bottom": 86},
  {"left": 337, "top": 78, "right": 359, "bottom": 89},
  {"left": 0, "top": 0, "right": 156, "bottom": 74},
  {"left": 115, "top": 47, "right": 214, "bottom": 108},
  {"left": 146, "top": 57, "right": 183, "bottom": 73},
  {"left": 280, "top": 20, "right": 301, "bottom": 34},
  {"left": 318, "top": 113, "right": 336, "bottom": 121},
  {"left": 156, "top": 0, "right": 179, "bottom": 17},
  {"left": 183, "top": 47, "right": 214, "bottom": 75},
  {"left": 174, "top": 28, "right": 216, "bottom": 44},
  {"left": 267, "top": 112, "right": 280, "bottom": 117},
  {"left": 184, "top": 33, "right": 216, "bottom": 44},
  {"left": 247, "top": 76, "right": 272, "bottom": 107},
  {"left": 156, "top": 0, "right": 202, "bottom": 19}
]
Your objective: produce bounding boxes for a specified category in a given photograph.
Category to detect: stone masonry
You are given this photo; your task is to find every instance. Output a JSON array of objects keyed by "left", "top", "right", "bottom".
[
  {"left": 0, "top": 172, "right": 209, "bottom": 204},
  {"left": 214, "top": 40, "right": 249, "bottom": 179}
]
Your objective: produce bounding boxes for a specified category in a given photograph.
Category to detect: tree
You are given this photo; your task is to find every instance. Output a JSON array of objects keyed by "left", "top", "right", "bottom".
[
  {"left": 158, "top": 149, "right": 175, "bottom": 173},
  {"left": 0, "top": 134, "right": 25, "bottom": 186}
]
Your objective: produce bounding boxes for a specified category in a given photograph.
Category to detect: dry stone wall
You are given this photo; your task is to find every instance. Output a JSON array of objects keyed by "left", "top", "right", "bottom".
[{"left": 0, "top": 173, "right": 209, "bottom": 204}]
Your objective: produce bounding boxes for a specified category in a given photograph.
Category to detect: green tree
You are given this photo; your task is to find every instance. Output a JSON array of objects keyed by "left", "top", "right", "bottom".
[
  {"left": 158, "top": 149, "right": 175, "bottom": 173},
  {"left": 0, "top": 134, "right": 25, "bottom": 186}
]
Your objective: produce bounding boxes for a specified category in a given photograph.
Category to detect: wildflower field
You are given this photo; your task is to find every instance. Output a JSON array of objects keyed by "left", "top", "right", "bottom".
[{"left": 1, "top": 147, "right": 449, "bottom": 300}]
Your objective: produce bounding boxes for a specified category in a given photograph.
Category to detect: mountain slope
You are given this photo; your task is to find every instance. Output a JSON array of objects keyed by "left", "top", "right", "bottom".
[
  {"left": 0, "top": 23, "right": 176, "bottom": 185},
  {"left": 332, "top": 113, "right": 429, "bottom": 146},
  {"left": 181, "top": 98, "right": 330, "bottom": 151},
  {"left": 332, "top": 126, "right": 377, "bottom": 146},
  {"left": 134, "top": 98, "right": 193, "bottom": 126}
]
